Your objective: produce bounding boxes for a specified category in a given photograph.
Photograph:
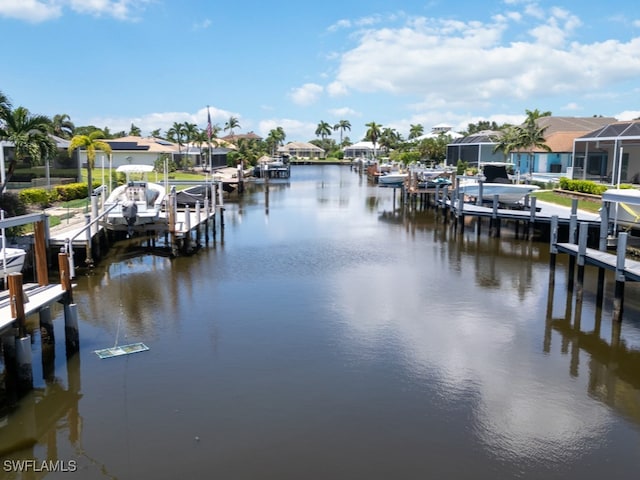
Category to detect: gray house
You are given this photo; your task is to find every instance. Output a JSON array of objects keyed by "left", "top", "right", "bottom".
[{"left": 571, "top": 120, "right": 640, "bottom": 184}]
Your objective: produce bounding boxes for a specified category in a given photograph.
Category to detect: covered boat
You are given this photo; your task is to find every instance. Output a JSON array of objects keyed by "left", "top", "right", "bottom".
[{"left": 103, "top": 165, "right": 166, "bottom": 230}]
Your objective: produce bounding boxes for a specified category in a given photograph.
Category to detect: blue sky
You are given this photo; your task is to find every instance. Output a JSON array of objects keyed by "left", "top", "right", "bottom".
[{"left": 1, "top": 0, "right": 639, "bottom": 143}]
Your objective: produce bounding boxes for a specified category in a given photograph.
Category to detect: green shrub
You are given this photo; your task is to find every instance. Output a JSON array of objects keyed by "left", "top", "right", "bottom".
[
  {"left": 18, "top": 188, "right": 57, "bottom": 208},
  {"left": 558, "top": 178, "right": 608, "bottom": 195},
  {"left": 53, "top": 182, "right": 98, "bottom": 201}
]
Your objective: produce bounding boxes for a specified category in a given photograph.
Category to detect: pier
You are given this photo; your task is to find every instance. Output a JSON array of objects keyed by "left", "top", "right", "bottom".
[{"left": 0, "top": 213, "right": 78, "bottom": 402}]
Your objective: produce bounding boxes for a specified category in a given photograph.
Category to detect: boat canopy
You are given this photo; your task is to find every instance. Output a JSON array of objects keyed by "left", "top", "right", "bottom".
[
  {"left": 116, "top": 164, "right": 154, "bottom": 173},
  {"left": 602, "top": 188, "right": 640, "bottom": 206}
]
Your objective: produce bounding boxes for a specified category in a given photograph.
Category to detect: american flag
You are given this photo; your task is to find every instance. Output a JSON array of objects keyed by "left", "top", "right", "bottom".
[{"left": 206, "top": 106, "right": 212, "bottom": 141}]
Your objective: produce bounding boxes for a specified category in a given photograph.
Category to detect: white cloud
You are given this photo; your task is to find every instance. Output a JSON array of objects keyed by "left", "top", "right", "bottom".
[
  {"left": 615, "top": 110, "right": 640, "bottom": 121},
  {"left": 0, "top": 0, "right": 152, "bottom": 22},
  {"left": 327, "top": 81, "right": 348, "bottom": 97},
  {"left": 289, "top": 83, "right": 324, "bottom": 106},
  {"left": 328, "top": 7, "right": 640, "bottom": 114},
  {"left": 258, "top": 118, "right": 317, "bottom": 141},
  {"left": 328, "top": 107, "right": 359, "bottom": 118},
  {"left": 193, "top": 18, "right": 212, "bottom": 30},
  {"left": 67, "top": 0, "right": 149, "bottom": 21},
  {"left": 89, "top": 105, "right": 237, "bottom": 137},
  {"left": 0, "top": 0, "right": 61, "bottom": 23}
]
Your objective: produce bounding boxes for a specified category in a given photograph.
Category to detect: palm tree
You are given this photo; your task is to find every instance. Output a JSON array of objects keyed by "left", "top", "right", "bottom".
[
  {"left": 67, "top": 130, "right": 112, "bottom": 198},
  {"left": 518, "top": 119, "right": 551, "bottom": 176},
  {"left": 333, "top": 120, "right": 351, "bottom": 146},
  {"left": 0, "top": 90, "right": 13, "bottom": 119},
  {"left": 166, "top": 122, "right": 187, "bottom": 167},
  {"left": 408, "top": 124, "right": 424, "bottom": 140},
  {"left": 315, "top": 121, "right": 332, "bottom": 142},
  {"left": 129, "top": 123, "right": 141, "bottom": 136},
  {"left": 224, "top": 116, "right": 241, "bottom": 141},
  {"left": 52, "top": 113, "right": 75, "bottom": 139},
  {"left": 524, "top": 109, "right": 552, "bottom": 124},
  {"left": 266, "top": 127, "right": 286, "bottom": 156},
  {"left": 491, "top": 127, "right": 519, "bottom": 164},
  {"left": 365, "top": 121, "right": 383, "bottom": 157},
  {"left": 0, "top": 106, "right": 55, "bottom": 194}
]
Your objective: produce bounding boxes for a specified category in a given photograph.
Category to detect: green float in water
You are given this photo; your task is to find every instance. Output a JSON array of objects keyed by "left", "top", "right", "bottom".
[{"left": 95, "top": 342, "right": 149, "bottom": 359}]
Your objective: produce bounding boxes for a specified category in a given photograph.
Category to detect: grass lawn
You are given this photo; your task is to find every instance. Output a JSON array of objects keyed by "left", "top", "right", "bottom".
[{"left": 532, "top": 190, "right": 602, "bottom": 213}]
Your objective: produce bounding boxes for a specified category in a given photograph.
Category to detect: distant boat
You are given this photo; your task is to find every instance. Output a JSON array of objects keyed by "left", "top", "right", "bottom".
[
  {"left": 378, "top": 172, "right": 408, "bottom": 186},
  {"left": 103, "top": 165, "right": 166, "bottom": 229}
]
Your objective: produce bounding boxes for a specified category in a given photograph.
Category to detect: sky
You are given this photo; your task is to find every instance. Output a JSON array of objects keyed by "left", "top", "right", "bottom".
[{"left": 1, "top": 0, "right": 639, "bottom": 143}]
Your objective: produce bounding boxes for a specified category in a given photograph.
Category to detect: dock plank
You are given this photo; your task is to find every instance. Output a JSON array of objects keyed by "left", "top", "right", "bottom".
[
  {"left": 0, "top": 284, "right": 68, "bottom": 333},
  {"left": 555, "top": 242, "right": 640, "bottom": 282}
]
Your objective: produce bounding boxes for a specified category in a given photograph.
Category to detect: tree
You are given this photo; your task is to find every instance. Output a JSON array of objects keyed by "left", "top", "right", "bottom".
[
  {"left": 333, "top": 120, "right": 351, "bottom": 146},
  {"left": 266, "top": 127, "right": 286, "bottom": 156},
  {"left": 0, "top": 106, "right": 55, "bottom": 194},
  {"left": 52, "top": 113, "right": 75, "bottom": 139},
  {"left": 0, "top": 91, "right": 13, "bottom": 120},
  {"left": 166, "top": 122, "right": 187, "bottom": 167},
  {"left": 365, "top": 121, "right": 383, "bottom": 156},
  {"left": 315, "top": 121, "right": 332, "bottom": 141},
  {"left": 224, "top": 116, "right": 240, "bottom": 141},
  {"left": 463, "top": 120, "right": 503, "bottom": 136},
  {"left": 129, "top": 123, "right": 141, "bottom": 136},
  {"left": 518, "top": 117, "right": 551, "bottom": 176},
  {"left": 491, "top": 127, "right": 519, "bottom": 164},
  {"left": 150, "top": 128, "right": 162, "bottom": 138},
  {"left": 408, "top": 124, "right": 424, "bottom": 140},
  {"left": 524, "top": 109, "right": 552, "bottom": 123},
  {"left": 379, "top": 127, "right": 402, "bottom": 151},
  {"left": 67, "top": 130, "right": 112, "bottom": 198}
]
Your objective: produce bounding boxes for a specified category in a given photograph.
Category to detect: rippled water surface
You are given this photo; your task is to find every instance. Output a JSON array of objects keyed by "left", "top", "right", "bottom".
[{"left": 1, "top": 165, "right": 640, "bottom": 479}]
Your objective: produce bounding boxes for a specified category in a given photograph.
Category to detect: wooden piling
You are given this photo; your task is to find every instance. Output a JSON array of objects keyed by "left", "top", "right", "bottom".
[
  {"left": 64, "top": 303, "right": 80, "bottom": 357},
  {"left": 15, "top": 335, "right": 33, "bottom": 395},
  {"left": 612, "top": 232, "right": 627, "bottom": 322},
  {"left": 33, "top": 220, "right": 49, "bottom": 286},
  {"left": 8, "top": 273, "right": 27, "bottom": 338}
]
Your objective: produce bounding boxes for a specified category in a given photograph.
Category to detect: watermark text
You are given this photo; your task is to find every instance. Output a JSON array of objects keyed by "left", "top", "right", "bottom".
[{"left": 3, "top": 459, "right": 77, "bottom": 473}]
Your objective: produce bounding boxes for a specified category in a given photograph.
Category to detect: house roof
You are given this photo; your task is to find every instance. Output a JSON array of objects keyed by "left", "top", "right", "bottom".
[
  {"left": 220, "top": 131, "right": 263, "bottom": 142},
  {"left": 105, "top": 136, "right": 180, "bottom": 153},
  {"left": 576, "top": 119, "right": 640, "bottom": 141},
  {"left": 279, "top": 141, "right": 324, "bottom": 152},
  {"left": 448, "top": 130, "right": 502, "bottom": 145},
  {"left": 529, "top": 131, "right": 578, "bottom": 152},
  {"left": 343, "top": 141, "right": 377, "bottom": 150},
  {"left": 535, "top": 116, "right": 617, "bottom": 135}
]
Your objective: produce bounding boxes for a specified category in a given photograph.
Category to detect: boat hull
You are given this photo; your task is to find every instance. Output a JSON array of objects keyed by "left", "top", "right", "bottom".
[
  {"left": 0, "top": 247, "right": 27, "bottom": 275},
  {"left": 378, "top": 173, "right": 408, "bottom": 186},
  {"left": 458, "top": 182, "right": 540, "bottom": 205}
]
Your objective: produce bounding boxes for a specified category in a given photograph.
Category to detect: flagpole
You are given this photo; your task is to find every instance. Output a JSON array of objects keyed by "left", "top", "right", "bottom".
[{"left": 206, "top": 105, "right": 213, "bottom": 201}]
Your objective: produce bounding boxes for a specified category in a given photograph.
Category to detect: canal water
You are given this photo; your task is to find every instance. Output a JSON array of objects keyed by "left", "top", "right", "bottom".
[{"left": 1, "top": 165, "right": 640, "bottom": 479}]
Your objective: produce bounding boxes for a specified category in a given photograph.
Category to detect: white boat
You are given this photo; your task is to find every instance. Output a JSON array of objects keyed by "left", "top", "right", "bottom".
[
  {"left": 378, "top": 172, "right": 408, "bottom": 186},
  {"left": 458, "top": 181, "right": 540, "bottom": 205},
  {"left": 103, "top": 165, "right": 166, "bottom": 229},
  {"left": 602, "top": 188, "right": 640, "bottom": 229},
  {"left": 458, "top": 163, "right": 539, "bottom": 205},
  {"left": 0, "top": 247, "right": 27, "bottom": 275}
]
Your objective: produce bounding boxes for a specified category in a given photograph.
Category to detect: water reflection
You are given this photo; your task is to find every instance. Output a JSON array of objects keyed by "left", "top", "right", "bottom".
[{"left": 0, "top": 165, "right": 639, "bottom": 478}]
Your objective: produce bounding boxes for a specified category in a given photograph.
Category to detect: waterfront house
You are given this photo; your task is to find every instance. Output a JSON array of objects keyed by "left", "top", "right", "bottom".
[
  {"left": 343, "top": 141, "right": 383, "bottom": 160},
  {"left": 511, "top": 116, "right": 617, "bottom": 179},
  {"left": 446, "top": 117, "right": 618, "bottom": 180},
  {"left": 415, "top": 123, "right": 464, "bottom": 141},
  {"left": 571, "top": 119, "right": 640, "bottom": 184},
  {"left": 446, "top": 130, "right": 505, "bottom": 167},
  {"left": 278, "top": 141, "right": 325, "bottom": 159}
]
